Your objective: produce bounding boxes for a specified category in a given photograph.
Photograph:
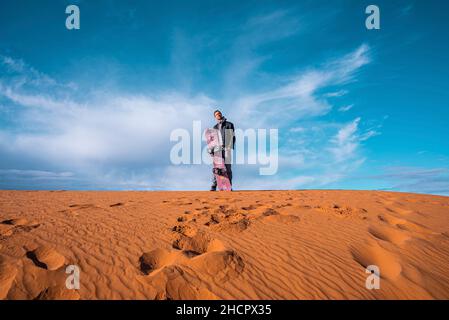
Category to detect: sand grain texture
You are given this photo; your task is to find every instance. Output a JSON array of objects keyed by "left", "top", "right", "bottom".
[{"left": 1, "top": 190, "right": 449, "bottom": 299}]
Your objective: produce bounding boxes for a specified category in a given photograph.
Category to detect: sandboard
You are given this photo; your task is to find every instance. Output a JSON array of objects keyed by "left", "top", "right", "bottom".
[{"left": 205, "top": 128, "right": 232, "bottom": 191}]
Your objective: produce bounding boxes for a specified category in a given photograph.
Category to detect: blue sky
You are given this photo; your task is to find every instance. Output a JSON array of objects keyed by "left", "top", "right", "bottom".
[{"left": 0, "top": 0, "right": 448, "bottom": 195}]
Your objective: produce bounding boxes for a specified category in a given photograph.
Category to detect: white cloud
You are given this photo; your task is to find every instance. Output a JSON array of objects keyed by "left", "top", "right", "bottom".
[
  {"left": 222, "top": 9, "right": 302, "bottom": 100},
  {"left": 0, "top": 92, "right": 215, "bottom": 166},
  {"left": 0, "top": 42, "right": 375, "bottom": 190},
  {"left": 231, "top": 44, "right": 370, "bottom": 128},
  {"left": 289, "top": 127, "right": 305, "bottom": 133},
  {"left": 338, "top": 104, "right": 354, "bottom": 112},
  {"left": 0, "top": 55, "right": 63, "bottom": 89},
  {"left": 328, "top": 117, "right": 378, "bottom": 163},
  {"left": 334, "top": 117, "right": 360, "bottom": 146},
  {"left": 0, "top": 169, "right": 74, "bottom": 178},
  {"left": 360, "top": 130, "right": 380, "bottom": 141},
  {"left": 324, "top": 90, "right": 348, "bottom": 98},
  {"left": 329, "top": 117, "right": 360, "bottom": 162},
  {"left": 0, "top": 84, "right": 78, "bottom": 110},
  {"left": 367, "top": 166, "right": 449, "bottom": 196}
]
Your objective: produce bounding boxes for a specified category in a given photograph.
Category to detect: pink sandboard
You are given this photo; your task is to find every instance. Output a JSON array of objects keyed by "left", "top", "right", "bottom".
[{"left": 205, "top": 128, "right": 232, "bottom": 191}]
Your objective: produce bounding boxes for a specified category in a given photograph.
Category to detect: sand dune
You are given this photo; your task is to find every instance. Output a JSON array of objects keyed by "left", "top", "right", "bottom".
[{"left": 1, "top": 190, "right": 449, "bottom": 299}]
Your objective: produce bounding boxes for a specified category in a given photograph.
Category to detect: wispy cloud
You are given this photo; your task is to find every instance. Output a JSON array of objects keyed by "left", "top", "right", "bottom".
[
  {"left": 370, "top": 167, "right": 449, "bottom": 196},
  {"left": 0, "top": 55, "right": 75, "bottom": 90},
  {"left": 338, "top": 104, "right": 354, "bottom": 112},
  {"left": 329, "top": 117, "right": 361, "bottom": 162},
  {"left": 0, "top": 169, "right": 74, "bottom": 178},
  {"left": 328, "top": 117, "right": 378, "bottom": 163},
  {"left": 0, "top": 55, "right": 216, "bottom": 172},
  {"left": 324, "top": 90, "right": 348, "bottom": 98},
  {"left": 222, "top": 9, "right": 302, "bottom": 99},
  {"left": 0, "top": 8, "right": 375, "bottom": 192},
  {"left": 232, "top": 44, "right": 370, "bottom": 128}
]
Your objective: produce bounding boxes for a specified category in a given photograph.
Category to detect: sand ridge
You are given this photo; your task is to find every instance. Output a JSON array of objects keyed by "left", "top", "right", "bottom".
[{"left": 0, "top": 190, "right": 449, "bottom": 299}]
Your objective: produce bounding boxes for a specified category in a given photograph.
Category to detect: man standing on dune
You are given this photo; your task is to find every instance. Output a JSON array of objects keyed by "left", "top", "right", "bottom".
[{"left": 210, "top": 109, "right": 235, "bottom": 191}]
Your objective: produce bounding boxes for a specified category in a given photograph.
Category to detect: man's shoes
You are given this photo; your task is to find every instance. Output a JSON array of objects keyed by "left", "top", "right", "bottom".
[{"left": 210, "top": 187, "right": 217, "bottom": 191}]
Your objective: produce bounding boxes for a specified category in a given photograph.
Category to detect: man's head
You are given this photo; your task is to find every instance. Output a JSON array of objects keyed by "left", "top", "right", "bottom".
[{"left": 214, "top": 109, "right": 223, "bottom": 121}]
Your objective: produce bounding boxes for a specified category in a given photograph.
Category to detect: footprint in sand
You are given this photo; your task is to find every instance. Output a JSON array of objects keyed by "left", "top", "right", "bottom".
[
  {"left": 208, "top": 207, "right": 251, "bottom": 232},
  {"left": 2, "top": 218, "right": 28, "bottom": 226},
  {"left": 173, "top": 201, "right": 193, "bottom": 206},
  {"left": 63, "top": 203, "right": 101, "bottom": 216},
  {"left": 178, "top": 203, "right": 301, "bottom": 236},
  {"left": 313, "top": 204, "right": 362, "bottom": 218},
  {"left": 140, "top": 265, "right": 219, "bottom": 300},
  {"left": 386, "top": 207, "right": 414, "bottom": 216},
  {"left": 223, "top": 205, "right": 300, "bottom": 229},
  {"left": 139, "top": 235, "right": 244, "bottom": 300},
  {"left": 377, "top": 213, "right": 435, "bottom": 236},
  {"left": 250, "top": 206, "right": 300, "bottom": 224},
  {"left": 226, "top": 216, "right": 252, "bottom": 231},
  {"left": 241, "top": 205, "right": 258, "bottom": 211},
  {"left": 68, "top": 204, "right": 96, "bottom": 209},
  {"left": 110, "top": 202, "right": 124, "bottom": 207},
  {"left": 35, "top": 285, "right": 80, "bottom": 300},
  {"left": 0, "top": 255, "right": 18, "bottom": 299},
  {"left": 27, "top": 246, "right": 65, "bottom": 271},
  {"left": 0, "top": 224, "right": 14, "bottom": 237},
  {"left": 60, "top": 209, "right": 79, "bottom": 217},
  {"left": 368, "top": 225, "right": 411, "bottom": 246},
  {"left": 0, "top": 219, "right": 40, "bottom": 237},
  {"left": 264, "top": 214, "right": 300, "bottom": 224},
  {"left": 172, "top": 231, "right": 225, "bottom": 254},
  {"left": 203, "top": 213, "right": 221, "bottom": 226},
  {"left": 183, "top": 210, "right": 250, "bottom": 231},
  {"left": 262, "top": 208, "right": 279, "bottom": 216},
  {"left": 188, "top": 249, "right": 245, "bottom": 281},
  {"left": 172, "top": 224, "right": 198, "bottom": 237},
  {"left": 183, "top": 205, "right": 249, "bottom": 233},
  {"left": 350, "top": 239, "right": 402, "bottom": 280},
  {"left": 140, "top": 248, "right": 189, "bottom": 275},
  {"left": 272, "top": 203, "right": 292, "bottom": 209}
]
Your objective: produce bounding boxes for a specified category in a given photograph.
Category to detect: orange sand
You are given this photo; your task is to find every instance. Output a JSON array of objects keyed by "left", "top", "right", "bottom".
[{"left": 1, "top": 190, "right": 449, "bottom": 300}]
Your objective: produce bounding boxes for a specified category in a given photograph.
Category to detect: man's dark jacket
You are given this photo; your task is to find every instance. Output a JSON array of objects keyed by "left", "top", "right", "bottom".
[{"left": 213, "top": 119, "right": 235, "bottom": 149}]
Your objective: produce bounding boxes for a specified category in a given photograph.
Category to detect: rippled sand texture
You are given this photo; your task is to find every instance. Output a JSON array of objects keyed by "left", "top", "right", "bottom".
[{"left": 1, "top": 190, "right": 449, "bottom": 299}]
